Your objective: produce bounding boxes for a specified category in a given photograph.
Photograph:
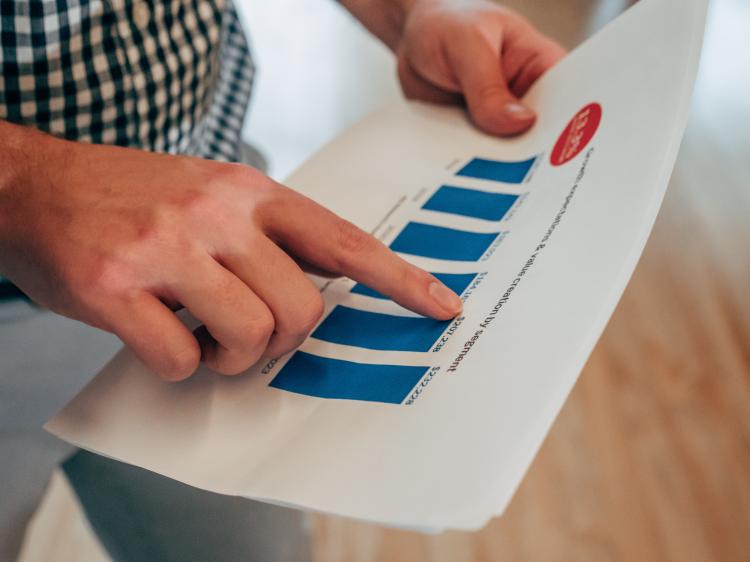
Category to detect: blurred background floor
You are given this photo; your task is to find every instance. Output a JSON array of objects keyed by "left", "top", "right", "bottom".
[
  {"left": 239, "top": 0, "right": 634, "bottom": 182},
  {"left": 19, "top": 0, "right": 750, "bottom": 560}
]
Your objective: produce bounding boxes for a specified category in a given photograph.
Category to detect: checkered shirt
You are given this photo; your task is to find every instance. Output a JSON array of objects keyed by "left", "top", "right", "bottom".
[{"left": 0, "top": 0, "right": 255, "bottom": 161}]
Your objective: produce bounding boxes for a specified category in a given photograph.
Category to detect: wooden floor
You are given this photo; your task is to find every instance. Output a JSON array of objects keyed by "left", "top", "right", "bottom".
[
  {"left": 306, "top": 1, "right": 750, "bottom": 561},
  {"left": 19, "top": 0, "right": 750, "bottom": 560}
]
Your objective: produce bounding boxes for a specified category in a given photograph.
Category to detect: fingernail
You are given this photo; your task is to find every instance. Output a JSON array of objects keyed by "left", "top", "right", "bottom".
[
  {"left": 504, "top": 102, "right": 535, "bottom": 120},
  {"left": 428, "top": 281, "right": 463, "bottom": 316}
]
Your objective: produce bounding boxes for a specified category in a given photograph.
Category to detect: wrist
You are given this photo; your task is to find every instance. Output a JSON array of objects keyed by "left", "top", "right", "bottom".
[
  {"left": 0, "top": 122, "right": 29, "bottom": 253},
  {"left": 0, "top": 121, "right": 30, "bottom": 199},
  {"left": 0, "top": 122, "right": 72, "bottom": 272}
]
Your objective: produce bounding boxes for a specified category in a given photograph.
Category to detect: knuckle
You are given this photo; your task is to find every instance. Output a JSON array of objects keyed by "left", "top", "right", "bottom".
[
  {"left": 171, "top": 188, "right": 225, "bottom": 223},
  {"left": 249, "top": 178, "right": 287, "bottom": 218},
  {"left": 336, "top": 221, "right": 373, "bottom": 258},
  {"left": 211, "top": 351, "right": 256, "bottom": 377},
  {"left": 125, "top": 196, "right": 207, "bottom": 253},
  {"left": 161, "top": 344, "right": 201, "bottom": 381},
  {"left": 220, "top": 162, "right": 264, "bottom": 184},
  {"left": 289, "top": 293, "right": 325, "bottom": 338},
  {"left": 71, "top": 255, "right": 131, "bottom": 300},
  {"left": 143, "top": 194, "right": 232, "bottom": 255},
  {"left": 214, "top": 163, "right": 275, "bottom": 200},
  {"left": 213, "top": 314, "right": 273, "bottom": 375},
  {"left": 405, "top": 264, "right": 431, "bottom": 288},
  {"left": 214, "top": 362, "right": 247, "bottom": 377},
  {"left": 239, "top": 309, "right": 275, "bottom": 347}
]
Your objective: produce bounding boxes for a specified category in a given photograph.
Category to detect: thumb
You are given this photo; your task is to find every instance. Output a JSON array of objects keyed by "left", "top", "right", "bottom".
[{"left": 447, "top": 34, "right": 536, "bottom": 136}]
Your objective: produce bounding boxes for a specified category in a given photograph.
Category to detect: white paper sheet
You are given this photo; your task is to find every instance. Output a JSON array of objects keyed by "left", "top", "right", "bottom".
[{"left": 47, "top": 0, "right": 707, "bottom": 531}]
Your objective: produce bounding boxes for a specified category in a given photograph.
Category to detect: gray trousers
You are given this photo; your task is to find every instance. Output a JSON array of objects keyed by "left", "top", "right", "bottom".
[
  {"left": 0, "top": 145, "right": 310, "bottom": 562},
  {"left": 0, "top": 301, "right": 310, "bottom": 562}
]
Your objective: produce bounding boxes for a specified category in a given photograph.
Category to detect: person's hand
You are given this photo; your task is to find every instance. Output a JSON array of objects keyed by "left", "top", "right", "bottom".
[
  {"left": 396, "top": 0, "right": 566, "bottom": 136},
  {"left": 0, "top": 124, "right": 463, "bottom": 380}
]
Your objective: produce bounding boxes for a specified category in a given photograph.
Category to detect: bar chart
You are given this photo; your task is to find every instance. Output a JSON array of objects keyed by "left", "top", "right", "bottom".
[
  {"left": 390, "top": 222, "right": 500, "bottom": 261},
  {"left": 269, "top": 352, "right": 429, "bottom": 404},
  {"left": 311, "top": 306, "right": 451, "bottom": 352},
  {"left": 456, "top": 156, "right": 536, "bottom": 184},
  {"left": 269, "top": 155, "right": 533, "bottom": 403},
  {"left": 422, "top": 185, "right": 519, "bottom": 221}
]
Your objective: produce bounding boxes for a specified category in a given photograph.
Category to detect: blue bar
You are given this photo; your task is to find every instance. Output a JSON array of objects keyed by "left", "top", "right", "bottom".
[
  {"left": 422, "top": 185, "right": 519, "bottom": 221},
  {"left": 269, "top": 352, "right": 428, "bottom": 404},
  {"left": 457, "top": 156, "right": 536, "bottom": 184},
  {"left": 390, "top": 222, "right": 499, "bottom": 261},
  {"left": 311, "top": 305, "right": 450, "bottom": 352},
  {"left": 351, "top": 272, "right": 477, "bottom": 300}
]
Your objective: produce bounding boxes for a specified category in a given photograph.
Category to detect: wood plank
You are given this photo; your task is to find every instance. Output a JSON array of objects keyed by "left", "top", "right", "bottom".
[{"left": 311, "top": 1, "right": 750, "bottom": 560}]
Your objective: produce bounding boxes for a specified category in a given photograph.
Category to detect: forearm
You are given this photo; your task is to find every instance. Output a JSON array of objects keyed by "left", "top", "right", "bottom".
[
  {"left": 0, "top": 120, "right": 31, "bottom": 203},
  {"left": 0, "top": 121, "right": 33, "bottom": 254},
  {"left": 338, "top": 0, "right": 423, "bottom": 51},
  {"left": 0, "top": 121, "right": 68, "bottom": 270}
]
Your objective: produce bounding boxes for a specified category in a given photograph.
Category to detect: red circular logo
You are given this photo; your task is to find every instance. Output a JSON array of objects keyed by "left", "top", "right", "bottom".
[{"left": 550, "top": 103, "right": 602, "bottom": 166}]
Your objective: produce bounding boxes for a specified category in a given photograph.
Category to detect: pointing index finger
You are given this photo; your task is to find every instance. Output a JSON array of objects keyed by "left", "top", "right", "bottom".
[{"left": 260, "top": 187, "right": 463, "bottom": 320}]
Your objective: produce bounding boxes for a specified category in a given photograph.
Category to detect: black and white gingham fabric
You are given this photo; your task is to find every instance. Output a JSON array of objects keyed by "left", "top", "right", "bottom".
[{"left": 0, "top": 0, "right": 255, "bottom": 161}]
